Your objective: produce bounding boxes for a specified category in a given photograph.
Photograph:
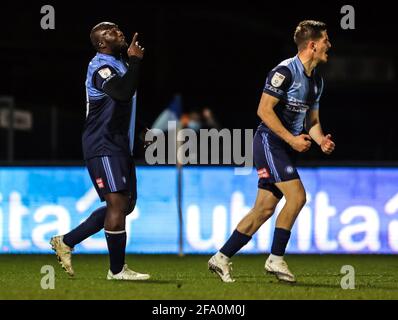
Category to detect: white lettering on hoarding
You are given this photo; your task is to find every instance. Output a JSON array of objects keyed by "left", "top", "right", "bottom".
[
  {"left": 297, "top": 193, "right": 312, "bottom": 251},
  {"left": 9, "top": 192, "right": 31, "bottom": 250},
  {"left": 338, "top": 206, "right": 380, "bottom": 252},
  {"left": 0, "top": 193, "right": 3, "bottom": 249},
  {"left": 32, "top": 205, "right": 71, "bottom": 249},
  {"left": 2, "top": 188, "right": 398, "bottom": 253},
  {"left": 186, "top": 205, "right": 227, "bottom": 250},
  {"left": 384, "top": 193, "right": 398, "bottom": 251},
  {"left": 314, "top": 192, "right": 338, "bottom": 251}
]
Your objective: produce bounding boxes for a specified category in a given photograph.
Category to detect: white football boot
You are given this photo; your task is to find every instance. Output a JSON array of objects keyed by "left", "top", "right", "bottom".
[
  {"left": 208, "top": 254, "right": 235, "bottom": 283},
  {"left": 50, "top": 235, "right": 74, "bottom": 276},
  {"left": 107, "top": 264, "right": 151, "bottom": 281},
  {"left": 265, "top": 255, "right": 296, "bottom": 283}
]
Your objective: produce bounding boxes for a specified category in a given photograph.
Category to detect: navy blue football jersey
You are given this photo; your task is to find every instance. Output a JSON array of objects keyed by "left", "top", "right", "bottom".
[
  {"left": 82, "top": 53, "right": 137, "bottom": 160},
  {"left": 260, "top": 55, "right": 324, "bottom": 136}
]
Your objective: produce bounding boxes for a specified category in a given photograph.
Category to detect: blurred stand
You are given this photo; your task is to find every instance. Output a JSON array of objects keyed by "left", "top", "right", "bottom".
[
  {"left": 202, "top": 107, "right": 221, "bottom": 130},
  {"left": 0, "top": 96, "right": 34, "bottom": 162},
  {"left": 150, "top": 94, "right": 225, "bottom": 165}
]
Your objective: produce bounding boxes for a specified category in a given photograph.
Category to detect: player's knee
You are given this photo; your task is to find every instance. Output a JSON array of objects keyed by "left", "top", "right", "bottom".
[
  {"left": 104, "top": 213, "right": 125, "bottom": 231},
  {"left": 253, "top": 204, "right": 275, "bottom": 222},
  {"left": 286, "top": 192, "right": 306, "bottom": 210},
  {"left": 296, "top": 192, "right": 307, "bottom": 208},
  {"left": 258, "top": 210, "right": 274, "bottom": 224},
  {"left": 106, "top": 222, "right": 125, "bottom": 231}
]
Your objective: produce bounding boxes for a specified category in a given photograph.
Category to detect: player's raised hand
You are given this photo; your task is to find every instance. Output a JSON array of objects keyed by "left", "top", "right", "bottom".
[
  {"left": 321, "top": 134, "right": 335, "bottom": 155},
  {"left": 289, "top": 134, "right": 312, "bottom": 152},
  {"left": 127, "top": 33, "right": 144, "bottom": 59}
]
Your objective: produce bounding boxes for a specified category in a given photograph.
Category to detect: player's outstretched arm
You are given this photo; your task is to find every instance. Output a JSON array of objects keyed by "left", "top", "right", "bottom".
[
  {"left": 257, "top": 93, "right": 312, "bottom": 153},
  {"left": 307, "top": 109, "right": 335, "bottom": 154}
]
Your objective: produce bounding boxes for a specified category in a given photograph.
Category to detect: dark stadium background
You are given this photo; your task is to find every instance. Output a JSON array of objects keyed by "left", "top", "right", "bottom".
[{"left": 1, "top": 0, "right": 396, "bottom": 163}]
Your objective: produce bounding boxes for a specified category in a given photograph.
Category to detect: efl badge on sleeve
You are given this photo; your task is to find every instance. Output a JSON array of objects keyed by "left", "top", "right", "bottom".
[
  {"left": 271, "top": 72, "right": 285, "bottom": 88},
  {"left": 98, "top": 68, "right": 112, "bottom": 79}
]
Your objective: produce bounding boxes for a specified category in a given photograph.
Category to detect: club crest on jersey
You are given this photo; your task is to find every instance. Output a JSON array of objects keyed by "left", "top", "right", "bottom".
[
  {"left": 96, "top": 178, "right": 105, "bottom": 189},
  {"left": 285, "top": 166, "right": 294, "bottom": 174},
  {"left": 257, "top": 168, "right": 270, "bottom": 178},
  {"left": 271, "top": 72, "right": 285, "bottom": 88},
  {"left": 98, "top": 68, "right": 112, "bottom": 79}
]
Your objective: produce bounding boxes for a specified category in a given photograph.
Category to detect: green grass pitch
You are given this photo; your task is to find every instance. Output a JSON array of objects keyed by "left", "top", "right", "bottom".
[{"left": 0, "top": 254, "right": 397, "bottom": 300}]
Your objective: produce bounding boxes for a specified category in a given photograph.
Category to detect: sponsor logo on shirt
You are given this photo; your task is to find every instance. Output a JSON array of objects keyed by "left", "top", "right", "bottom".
[
  {"left": 285, "top": 104, "right": 309, "bottom": 113},
  {"left": 285, "top": 166, "right": 294, "bottom": 174},
  {"left": 96, "top": 178, "right": 105, "bottom": 189},
  {"left": 257, "top": 168, "right": 270, "bottom": 179},
  {"left": 265, "top": 84, "right": 284, "bottom": 95}
]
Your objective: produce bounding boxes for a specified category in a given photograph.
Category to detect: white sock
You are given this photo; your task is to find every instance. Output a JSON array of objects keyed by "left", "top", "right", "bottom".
[
  {"left": 215, "top": 251, "right": 230, "bottom": 263},
  {"left": 269, "top": 254, "right": 284, "bottom": 262}
]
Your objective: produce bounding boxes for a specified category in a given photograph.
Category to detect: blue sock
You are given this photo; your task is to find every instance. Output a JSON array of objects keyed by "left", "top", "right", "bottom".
[
  {"left": 105, "top": 230, "right": 126, "bottom": 274},
  {"left": 219, "top": 229, "right": 252, "bottom": 258},
  {"left": 63, "top": 206, "right": 106, "bottom": 248},
  {"left": 271, "top": 227, "right": 291, "bottom": 256}
]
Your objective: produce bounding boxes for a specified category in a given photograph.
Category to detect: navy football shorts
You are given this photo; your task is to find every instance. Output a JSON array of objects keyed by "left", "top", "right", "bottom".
[
  {"left": 85, "top": 155, "right": 137, "bottom": 202},
  {"left": 253, "top": 129, "right": 300, "bottom": 199}
]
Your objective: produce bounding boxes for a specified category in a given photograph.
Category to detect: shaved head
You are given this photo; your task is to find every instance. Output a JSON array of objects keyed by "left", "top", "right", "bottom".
[
  {"left": 90, "top": 22, "right": 118, "bottom": 50},
  {"left": 89, "top": 22, "right": 128, "bottom": 55}
]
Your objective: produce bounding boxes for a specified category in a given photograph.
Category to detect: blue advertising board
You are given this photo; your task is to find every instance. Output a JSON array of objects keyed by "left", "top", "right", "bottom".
[{"left": 0, "top": 166, "right": 397, "bottom": 254}]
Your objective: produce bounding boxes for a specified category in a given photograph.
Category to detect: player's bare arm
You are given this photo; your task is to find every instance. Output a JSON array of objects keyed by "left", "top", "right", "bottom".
[
  {"left": 307, "top": 109, "right": 335, "bottom": 154},
  {"left": 257, "top": 92, "right": 312, "bottom": 152}
]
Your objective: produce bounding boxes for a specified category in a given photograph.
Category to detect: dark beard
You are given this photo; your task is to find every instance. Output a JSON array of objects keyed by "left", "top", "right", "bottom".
[
  {"left": 110, "top": 41, "right": 128, "bottom": 57},
  {"left": 120, "top": 43, "right": 129, "bottom": 61},
  {"left": 120, "top": 41, "right": 128, "bottom": 51}
]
